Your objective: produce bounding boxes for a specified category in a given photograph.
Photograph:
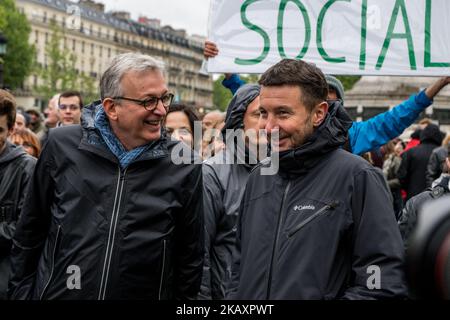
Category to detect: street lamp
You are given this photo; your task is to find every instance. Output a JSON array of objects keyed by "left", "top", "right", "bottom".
[{"left": 0, "top": 32, "right": 7, "bottom": 89}]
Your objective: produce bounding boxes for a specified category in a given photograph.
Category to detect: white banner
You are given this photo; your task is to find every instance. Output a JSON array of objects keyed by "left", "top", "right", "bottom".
[{"left": 207, "top": 0, "right": 450, "bottom": 75}]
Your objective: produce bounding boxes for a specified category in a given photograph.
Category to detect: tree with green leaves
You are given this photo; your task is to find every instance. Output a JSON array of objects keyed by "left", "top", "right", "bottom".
[
  {"left": 336, "top": 75, "right": 361, "bottom": 91},
  {"left": 0, "top": 0, "right": 35, "bottom": 89},
  {"left": 213, "top": 75, "right": 233, "bottom": 111},
  {"left": 35, "top": 20, "right": 97, "bottom": 103}
]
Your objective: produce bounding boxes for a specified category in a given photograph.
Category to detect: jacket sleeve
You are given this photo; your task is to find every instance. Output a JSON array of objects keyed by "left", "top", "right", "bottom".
[
  {"left": 8, "top": 141, "right": 55, "bottom": 300},
  {"left": 199, "top": 164, "right": 235, "bottom": 300},
  {"left": 342, "top": 168, "right": 408, "bottom": 299},
  {"left": 0, "top": 157, "right": 36, "bottom": 249},
  {"left": 222, "top": 74, "right": 246, "bottom": 95},
  {"left": 397, "top": 151, "right": 410, "bottom": 190},
  {"left": 426, "top": 149, "right": 441, "bottom": 187},
  {"left": 174, "top": 163, "right": 204, "bottom": 300},
  {"left": 349, "top": 90, "right": 432, "bottom": 155}
]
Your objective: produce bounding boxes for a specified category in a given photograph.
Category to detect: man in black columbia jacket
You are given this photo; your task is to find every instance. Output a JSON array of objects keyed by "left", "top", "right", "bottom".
[
  {"left": 8, "top": 53, "right": 203, "bottom": 300},
  {"left": 0, "top": 90, "right": 36, "bottom": 300},
  {"left": 228, "top": 59, "right": 407, "bottom": 300}
]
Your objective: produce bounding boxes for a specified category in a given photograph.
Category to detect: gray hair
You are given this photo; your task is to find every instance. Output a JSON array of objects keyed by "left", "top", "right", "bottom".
[{"left": 100, "top": 52, "right": 165, "bottom": 100}]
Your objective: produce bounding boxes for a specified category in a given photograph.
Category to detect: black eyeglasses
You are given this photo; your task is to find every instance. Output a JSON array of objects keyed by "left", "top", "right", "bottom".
[{"left": 112, "top": 93, "right": 174, "bottom": 111}]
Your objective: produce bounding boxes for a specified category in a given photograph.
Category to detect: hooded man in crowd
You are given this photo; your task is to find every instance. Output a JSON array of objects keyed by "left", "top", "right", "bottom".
[
  {"left": 200, "top": 84, "right": 265, "bottom": 299},
  {"left": 398, "top": 123, "right": 444, "bottom": 200}
]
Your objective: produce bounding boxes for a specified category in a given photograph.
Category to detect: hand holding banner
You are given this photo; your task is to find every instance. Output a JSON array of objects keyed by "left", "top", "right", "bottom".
[{"left": 207, "top": 0, "right": 450, "bottom": 75}]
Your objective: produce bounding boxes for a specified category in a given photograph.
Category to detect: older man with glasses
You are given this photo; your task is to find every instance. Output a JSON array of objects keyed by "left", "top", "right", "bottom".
[{"left": 8, "top": 53, "right": 204, "bottom": 300}]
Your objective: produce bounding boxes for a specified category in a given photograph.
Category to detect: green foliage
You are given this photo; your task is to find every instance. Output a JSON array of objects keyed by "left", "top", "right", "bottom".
[
  {"left": 336, "top": 75, "right": 361, "bottom": 91},
  {"left": 213, "top": 75, "right": 233, "bottom": 111},
  {"left": 0, "top": 0, "right": 35, "bottom": 89},
  {"left": 35, "top": 20, "right": 97, "bottom": 103},
  {"left": 212, "top": 74, "right": 260, "bottom": 111}
]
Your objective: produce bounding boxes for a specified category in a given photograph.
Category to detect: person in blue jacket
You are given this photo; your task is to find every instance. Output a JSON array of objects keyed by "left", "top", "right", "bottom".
[{"left": 204, "top": 41, "right": 450, "bottom": 155}]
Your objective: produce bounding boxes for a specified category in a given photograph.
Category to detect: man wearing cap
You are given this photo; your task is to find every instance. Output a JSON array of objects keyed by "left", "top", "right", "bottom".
[{"left": 203, "top": 41, "right": 450, "bottom": 155}]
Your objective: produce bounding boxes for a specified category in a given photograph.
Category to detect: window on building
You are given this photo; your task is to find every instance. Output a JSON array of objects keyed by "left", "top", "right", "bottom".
[
  {"left": 35, "top": 30, "right": 39, "bottom": 44},
  {"left": 72, "top": 39, "right": 76, "bottom": 51},
  {"left": 45, "top": 32, "right": 48, "bottom": 44},
  {"left": 434, "top": 109, "right": 450, "bottom": 125},
  {"left": 99, "top": 46, "right": 103, "bottom": 57},
  {"left": 82, "top": 41, "right": 85, "bottom": 53},
  {"left": 345, "top": 107, "right": 358, "bottom": 121},
  {"left": 43, "top": 11, "right": 47, "bottom": 23},
  {"left": 91, "top": 43, "right": 94, "bottom": 55},
  {"left": 108, "top": 48, "right": 111, "bottom": 58}
]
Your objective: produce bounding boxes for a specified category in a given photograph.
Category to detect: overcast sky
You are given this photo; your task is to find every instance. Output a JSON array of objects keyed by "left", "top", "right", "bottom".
[{"left": 96, "top": 0, "right": 211, "bottom": 37}]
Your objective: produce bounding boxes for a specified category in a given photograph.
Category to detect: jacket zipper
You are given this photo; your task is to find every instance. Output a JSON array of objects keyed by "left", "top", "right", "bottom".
[
  {"left": 158, "top": 239, "right": 167, "bottom": 300},
  {"left": 40, "top": 224, "right": 61, "bottom": 300},
  {"left": 266, "top": 181, "right": 291, "bottom": 299},
  {"left": 98, "top": 167, "right": 127, "bottom": 300},
  {"left": 287, "top": 200, "right": 339, "bottom": 238}
]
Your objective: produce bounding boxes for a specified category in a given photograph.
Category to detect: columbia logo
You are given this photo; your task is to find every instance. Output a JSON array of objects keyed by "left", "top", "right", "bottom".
[{"left": 294, "top": 205, "right": 315, "bottom": 211}]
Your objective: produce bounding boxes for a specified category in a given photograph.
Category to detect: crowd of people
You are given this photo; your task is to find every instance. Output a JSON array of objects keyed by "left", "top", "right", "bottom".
[{"left": 0, "top": 43, "right": 449, "bottom": 300}]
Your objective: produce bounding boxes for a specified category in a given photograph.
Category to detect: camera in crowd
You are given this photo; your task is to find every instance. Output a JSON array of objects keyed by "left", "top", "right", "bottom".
[{"left": 407, "top": 195, "right": 450, "bottom": 299}]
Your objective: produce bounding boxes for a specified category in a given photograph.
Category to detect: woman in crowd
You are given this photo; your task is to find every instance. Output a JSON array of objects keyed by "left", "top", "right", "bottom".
[
  {"left": 9, "top": 128, "right": 41, "bottom": 158},
  {"left": 164, "top": 103, "right": 201, "bottom": 151}
]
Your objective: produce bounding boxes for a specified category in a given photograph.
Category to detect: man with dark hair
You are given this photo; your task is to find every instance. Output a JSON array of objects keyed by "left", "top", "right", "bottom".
[
  {"left": 204, "top": 42, "right": 450, "bottom": 155},
  {"left": 57, "top": 91, "right": 83, "bottom": 126},
  {"left": 0, "top": 90, "right": 36, "bottom": 300},
  {"left": 8, "top": 53, "right": 203, "bottom": 300},
  {"left": 228, "top": 59, "right": 407, "bottom": 299}
]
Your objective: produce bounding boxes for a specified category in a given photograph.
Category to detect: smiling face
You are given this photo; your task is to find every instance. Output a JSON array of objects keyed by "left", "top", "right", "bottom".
[
  {"left": 103, "top": 69, "right": 168, "bottom": 150},
  {"left": 165, "top": 111, "right": 194, "bottom": 148},
  {"left": 259, "top": 85, "right": 328, "bottom": 152}
]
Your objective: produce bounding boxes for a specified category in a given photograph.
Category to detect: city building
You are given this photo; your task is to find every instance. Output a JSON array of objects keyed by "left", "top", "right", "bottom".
[{"left": 14, "top": 0, "right": 213, "bottom": 112}]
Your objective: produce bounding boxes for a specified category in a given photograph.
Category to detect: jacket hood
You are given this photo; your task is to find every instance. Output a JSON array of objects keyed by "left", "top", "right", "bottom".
[
  {"left": 278, "top": 100, "right": 353, "bottom": 175},
  {"left": 0, "top": 141, "right": 28, "bottom": 165},
  {"left": 222, "top": 84, "right": 260, "bottom": 133},
  {"left": 420, "top": 123, "right": 443, "bottom": 145}
]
